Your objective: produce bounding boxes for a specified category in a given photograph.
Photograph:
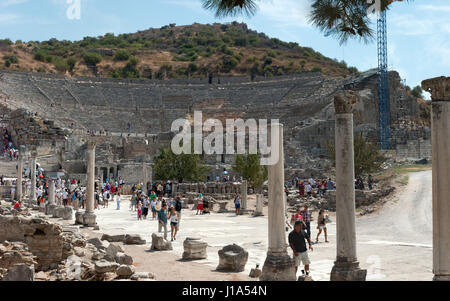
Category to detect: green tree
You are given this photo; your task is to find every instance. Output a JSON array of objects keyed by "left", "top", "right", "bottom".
[
  {"left": 411, "top": 85, "right": 424, "bottom": 99},
  {"left": 328, "top": 133, "right": 385, "bottom": 177},
  {"left": 232, "top": 154, "right": 268, "bottom": 191},
  {"left": 154, "top": 147, "right": 210, "bottom": 183},
  {"left": 53, "top": 57, "right": 69, "bottom": 73},
  {"left": 67, "top": 57, "right": 77, "bottom": 73},
  {"left": 113, "top": 49, "right": 131, "bottom": 61},
  {"left": 82, "top": 52, "right": 102, "bottom": 66}
]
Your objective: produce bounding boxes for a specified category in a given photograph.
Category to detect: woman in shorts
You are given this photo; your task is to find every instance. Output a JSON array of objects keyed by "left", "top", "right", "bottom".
[
  {"left": 315, "top": 209, "right": 328, "bottom": 243},
  {"left": 169, "top": 207, "right": 179, "bottom": 241},
  {"left": 196, "top": 193, "right": 204, "bottom": 215}
]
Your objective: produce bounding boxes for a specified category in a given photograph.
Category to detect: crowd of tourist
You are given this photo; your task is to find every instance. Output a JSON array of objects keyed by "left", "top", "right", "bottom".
[
  {"left": 127, "top": 182, "right": 183, "bottom": 242},
  {"left": 1, "top": 126, "right": 19, "bottom": 161}
]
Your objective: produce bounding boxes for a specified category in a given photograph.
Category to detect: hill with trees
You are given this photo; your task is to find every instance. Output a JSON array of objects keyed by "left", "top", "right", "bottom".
[{"left": 0, "top": 22, "right": 359, "bottom": 80}]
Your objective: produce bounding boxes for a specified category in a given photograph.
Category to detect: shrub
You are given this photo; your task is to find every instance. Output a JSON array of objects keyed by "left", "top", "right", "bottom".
[
  {"left": 113, "top": 49, "right": 131, "bottom": 61},
  {"left": 82, "top": 52, "right": 102, "bottom": 66}
]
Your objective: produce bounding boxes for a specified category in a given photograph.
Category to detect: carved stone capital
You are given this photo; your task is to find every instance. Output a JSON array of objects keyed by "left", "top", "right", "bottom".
[
  {"left": 334, "top": 91, "right": 358, "bottom": 114},
  {"left": 422, "top": 76, "right": 450, "bottom": 101},
  {"left": 87, "top": 140, "right": 96, "bottom": 150}
]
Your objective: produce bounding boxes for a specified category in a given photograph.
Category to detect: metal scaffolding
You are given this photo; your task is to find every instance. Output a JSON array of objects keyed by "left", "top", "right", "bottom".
[{"left": 377, "top": 10, "right": 391, "bottom": 150}]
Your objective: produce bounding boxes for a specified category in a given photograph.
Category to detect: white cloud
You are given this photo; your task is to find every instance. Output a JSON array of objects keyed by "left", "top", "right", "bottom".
[
  {"left": 0, "top": 0, "right": 27, "bottom": 7},
  {"left": 258, "top": 0, "right": 312, "bottom": 28}
]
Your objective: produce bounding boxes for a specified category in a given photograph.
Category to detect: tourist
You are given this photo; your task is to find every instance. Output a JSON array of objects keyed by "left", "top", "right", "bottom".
[
  {"left": 327, "top": 178, "right": 334, "bottom": 191},
  {"left": 300, "top": 205, "right": 311, "bottom": 238},
  {"left": 169, "top": 207, "right": 179, "bottom": 241},
  {"left": 143, "top": 196, "right": 149, "bottom": 219},
  {"left": 234, "top": 194, "right": 241, "bottom": 215},
  {"left": 196, "top": 193, "right": 204, "bottom": 215},
  {"left": 368, "top": 174, "right": 374, "bottom": 190},
  {"left": 174, "top": 195, "right": 183, "bottom": 227},
  {"left": 116, "top": 192, "right": 121, "bottom": 210},
  {"left": 315, "top": 209, "right": 329, "bottom": 243},
  {"left": 102, "top": 190, "right": 110, "bottom": 208},
  {"left": 62, "top": 189, "right": 69, "bottom": 206},
  {"left": 289, "top": 221, "right": 313, "bottom": 277},
  {"left": 202, "top": 198, "right": 210, "bottom": 215},
  {"left": 13, "top": 200, "right": 21, "bottom": 211},
  {"left": 298, "top": 180, "right": 305, "bottom": 197},
  {"left": 137, "top": 201, "right": 143, "bottom": 220},
  {"left": 305, "top": 183, "right": 312, "bottom": 196},
  {"left": 151, "top": 196, "right": 157, "bottom": 219},
  {"left": 284, "top": 185, "right": 289, "bottom": 199},
  {"left": 130, "top": 193, "right": 137, "bottom": 211},
  {"left": 290, "top": 208, "right": 303, "bottom": 227},
  {"left": 158, "top": 203, "right": 168, "bottom": 240}
]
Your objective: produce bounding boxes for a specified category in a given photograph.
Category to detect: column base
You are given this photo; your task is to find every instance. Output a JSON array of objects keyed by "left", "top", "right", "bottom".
[
  {"left": 433, "top": 275, "right": 450, "bottom": 281},
  {"left": 330, "top": 260, "right": 367, "bottom": 281},
  {"left": 82, "top": 211, "right": 97, "bottom": 227},
  {"left": 75, "top": 211, "right": 85, "bottom": 225},
  {"left": 260, "top": 253, "right": 296, "bottom": 281}
]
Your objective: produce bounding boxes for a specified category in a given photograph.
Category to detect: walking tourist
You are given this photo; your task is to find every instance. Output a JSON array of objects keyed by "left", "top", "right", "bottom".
[
  {"left": 289, "top": 221, "right": 313, "bottom": 277},
  {"left": 315, "top": 209, "right": 328, "bottom": 243}
]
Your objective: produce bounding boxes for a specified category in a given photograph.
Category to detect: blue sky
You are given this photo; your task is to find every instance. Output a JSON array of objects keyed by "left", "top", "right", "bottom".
[{"left": 1, "top": 0, "right": 449, "bottom": 95}]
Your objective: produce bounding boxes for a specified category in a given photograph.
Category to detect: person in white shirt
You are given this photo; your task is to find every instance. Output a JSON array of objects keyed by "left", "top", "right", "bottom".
[
  {"left": 116, "top": 192, "right": 121, "bottom": 210},
  {"left": 169, "top": 207, "right": 179, "bottom": 241}
]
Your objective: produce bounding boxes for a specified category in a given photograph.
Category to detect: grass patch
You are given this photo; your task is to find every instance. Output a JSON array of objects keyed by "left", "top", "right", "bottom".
[{"left": 392, "top": 164, "right": 432, "bottom": 174}]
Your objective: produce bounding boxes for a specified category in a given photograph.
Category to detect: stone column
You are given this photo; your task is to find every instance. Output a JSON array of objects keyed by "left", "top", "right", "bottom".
[
  {"left": 16, "top": 148, "right": 24, "bottom": 202},
  {"left": 422, "top": 76, "right": 450, "bottom": 281},
  {"left": 48, "top": 180, "right": 55, "bottom": 205},
  {"left": 330, "top": 92, "right": 366, "bottom": 281},
  {"left": 241, "top": 180, "right": 248, "bottom": 210},
  {"left": 260, "top": 123, "right": 296, "bottom": 281},
  {"left": 253, "top": 194, "right": 264, "bottom": 217},
  {"left": 83, "top": 141, "right": 97, "bottom": 227},
  {"left": 29, "top": 152, "right": 37, "bottom": 206}
]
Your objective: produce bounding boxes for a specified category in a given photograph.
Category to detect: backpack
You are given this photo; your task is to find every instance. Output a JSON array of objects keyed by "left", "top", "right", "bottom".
[
  {"left": 106, "top": 193, "right": 110, "bottom": 200},
  {"left": 175, "top": 200, "right": 182, "bottom": 212}
]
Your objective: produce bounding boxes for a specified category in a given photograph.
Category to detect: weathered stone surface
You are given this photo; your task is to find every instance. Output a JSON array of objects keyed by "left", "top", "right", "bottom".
[
  {"left": 124, "top": 234, "right": 146, "bottom": 245},
  {"left": 216, "top": 244, "right": 248, "bottom": 272},
  {"left": 115, "top": 253, "right": 133, "bottom": 265},
  {"left": 130, "top": 271, "right": 155, "bottom": 280},
  {"left": 2, "top": 264, "right": 35, "bottom": 281},
  {"left": 87, "top": 237, "right": 109, "bottom": 251},
  {"left": 101, "top": 233, "right": 125, "bottom": 242},
  {"left": 116, "top": 265, "right": 135, "bottom": 278},
  {"left": 182, "top": 237, "right": 207, "bottom": 260},
  {"left": 105, "top": 243, "right": 123, "bottom": 261},
  {"left": 151, "top": 233, "right": 173, "bottom": 251},
  {"left": 94, "top": 260, "right": 119, "bottom": 274},
  {"left": 249, "top": 267, "right": 262, "bottom": 278},
  {"left": 45, "top": 204, "right": 57, "bottom": 216},
  {"left": 52, "top": 206, "right": 65, "bottom": 218}
]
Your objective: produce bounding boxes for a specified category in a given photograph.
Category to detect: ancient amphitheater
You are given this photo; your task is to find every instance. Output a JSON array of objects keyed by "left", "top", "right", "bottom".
[{"left": 0, "top": 69, "right": 430, "bottom": 184}]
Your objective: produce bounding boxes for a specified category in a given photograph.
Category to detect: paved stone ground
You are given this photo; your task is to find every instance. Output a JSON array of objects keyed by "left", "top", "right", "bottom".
[{"left": 86, "top": 171, "right": 433, "bottom": 281}]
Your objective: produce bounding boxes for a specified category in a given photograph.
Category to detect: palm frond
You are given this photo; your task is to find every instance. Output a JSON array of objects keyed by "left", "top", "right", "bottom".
[{"left": 202, "top": 0, "right": 258, "bottom": 18}]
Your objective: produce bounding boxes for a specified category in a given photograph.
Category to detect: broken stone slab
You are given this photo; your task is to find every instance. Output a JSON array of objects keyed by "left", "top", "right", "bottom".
[
  {"left": 62, "top": 206, "right": 74, "bottom": 220},
  {"left": 182, "top": 237, "right": 207, "bottom": 260},
  {"left": 94, "top": 260, "right": 119, "bottom": 274},
  {"left": 116, "top": 265, "right": 136, "bottom": 278},
  {"left": 75, "top": 211, "right": 84, "bottom": 225},
  {"left": 216, "top": 244, "right": 248, "bottom": 272},
  {"left": 115, "top": 253, "right": 133, "bottom": 265},
  {"left": 87, "top": 237, "right": 110, "bottom": 251},
  {"left": 52, "top": 206, "right": 65, "bottom": 218},
  {"left": 45, "top": 204, "right": 57, "bottom": 216},
  {"left": 130, "top": 271, "right": 155, "bottom": 281},
  {"left": 123, "top": 234, "right": 146, "bottom": 245},
  {"left": 105, "top": 243, "right": 123, "bottom": 262},
  {"left": 151, "top": 233, "right": 173, "bottom": 251},
  {"left": 101, "top": 234, "right": 125, "bottom": 242},
  {"left": 2, "top": 264, "right": 35, "bottom": 281}
]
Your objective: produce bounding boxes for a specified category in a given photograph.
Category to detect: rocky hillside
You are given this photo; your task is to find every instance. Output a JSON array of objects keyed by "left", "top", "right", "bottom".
[{"left": 0, "top": 22, "right": 358, "bottom": 80}]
